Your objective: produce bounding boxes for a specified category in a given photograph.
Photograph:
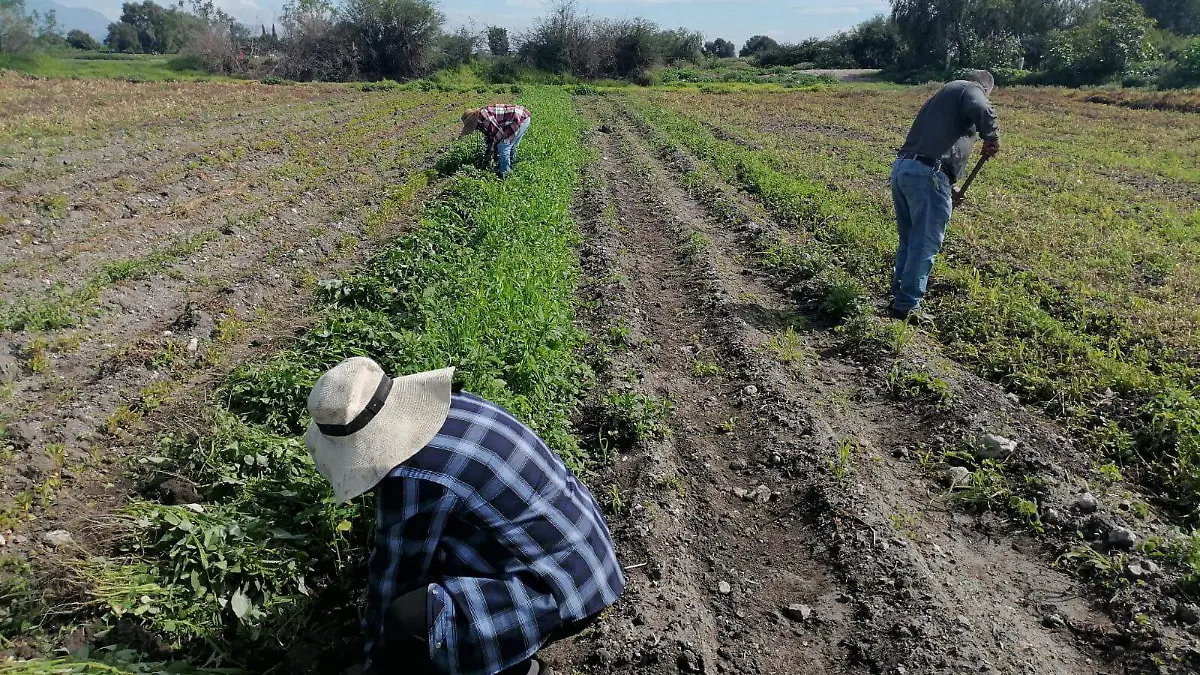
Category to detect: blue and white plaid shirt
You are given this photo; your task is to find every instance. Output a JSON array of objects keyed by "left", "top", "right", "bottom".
[{"left": 364, "top": 392, "right": 624, "bottom": 675}]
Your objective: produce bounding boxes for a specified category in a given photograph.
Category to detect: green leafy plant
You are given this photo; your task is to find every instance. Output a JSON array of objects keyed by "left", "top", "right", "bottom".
[
  {"left": 690, "top": 359, "right": 724, "bottom": 377},
  {"left": 829, "top": 438, "right": 857, "bottom": 482},
  {"left": 601, "top": 389, "right": 675, "bottom": 445}
]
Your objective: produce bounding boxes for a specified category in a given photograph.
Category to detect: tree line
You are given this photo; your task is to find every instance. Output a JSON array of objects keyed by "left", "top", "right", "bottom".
[
  {"left": 736, "top": 0, "right": 1199, "bottom": 87},
  {"left": 2, "top": 0, "right": 1198, "bottom": 88}
]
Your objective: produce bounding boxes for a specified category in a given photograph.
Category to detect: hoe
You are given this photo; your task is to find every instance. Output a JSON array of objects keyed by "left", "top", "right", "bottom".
[{"left": 952, "top": 153, "right": 990, "bottom": 206}]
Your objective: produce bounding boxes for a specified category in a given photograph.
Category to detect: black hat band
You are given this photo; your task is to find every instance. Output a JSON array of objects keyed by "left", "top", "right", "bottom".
[{"left": 317, "top": 373, "right": 393, "bottom": 438}]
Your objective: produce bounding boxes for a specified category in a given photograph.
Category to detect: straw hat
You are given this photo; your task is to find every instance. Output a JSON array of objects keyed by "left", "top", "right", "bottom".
[
  {"left": 459, "top": 108, "right": 481, "bottom": 137},
  {"left": 304, "top": 357, "right": 454, "bottom": 503}
]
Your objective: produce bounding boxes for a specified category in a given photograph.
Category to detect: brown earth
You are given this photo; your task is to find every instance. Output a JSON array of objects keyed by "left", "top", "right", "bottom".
[{"left": 541, "top": 95, "right": 1200, "bottom": 674}]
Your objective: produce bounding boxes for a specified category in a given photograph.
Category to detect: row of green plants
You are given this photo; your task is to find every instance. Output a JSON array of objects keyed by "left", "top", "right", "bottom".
[
  {"left": 620, "top": 94, "right": 1200, "bottom": 533},
  {"left": 5, "top": 87, "right": 593, "bottom": 672}
]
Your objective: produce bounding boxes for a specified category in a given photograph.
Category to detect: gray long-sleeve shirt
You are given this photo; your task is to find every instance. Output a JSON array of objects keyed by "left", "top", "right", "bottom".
[{"left": 898, "top": 80, "right": 999, "bottom": 183}]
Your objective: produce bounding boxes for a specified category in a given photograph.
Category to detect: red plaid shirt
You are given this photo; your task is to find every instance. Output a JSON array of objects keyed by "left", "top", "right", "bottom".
[{"left": 477, "top": 104, "right": 530, "bottom": 144}]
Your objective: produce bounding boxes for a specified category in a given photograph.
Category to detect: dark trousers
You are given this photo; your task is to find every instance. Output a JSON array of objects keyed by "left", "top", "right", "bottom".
[{"left": 379, "top": 586, "right": 599, "bottom": 675}]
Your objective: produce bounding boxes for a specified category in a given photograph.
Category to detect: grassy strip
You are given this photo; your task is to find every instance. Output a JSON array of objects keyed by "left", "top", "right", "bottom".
[
  {"left": 5, "top": 86, "right": 591, "bottom": 671},
  {"left": 620, "top": 94, "right": 1200, "bottom": 522},
  {"left": 0, "top": 232, "right": 217, "bottom": 332}
]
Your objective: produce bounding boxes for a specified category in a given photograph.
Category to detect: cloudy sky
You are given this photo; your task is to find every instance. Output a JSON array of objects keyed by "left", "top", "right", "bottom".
[{"left": 58, "top": 0, "right": 891, "bottom": 45}]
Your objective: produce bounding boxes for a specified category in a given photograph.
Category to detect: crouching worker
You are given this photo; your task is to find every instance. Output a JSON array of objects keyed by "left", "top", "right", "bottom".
[
  {"left": 459, "top": 104, "right": 531, "bottom": 178},
  {"left": 305, "top": 357, "right": 624, "bottom": 675}
]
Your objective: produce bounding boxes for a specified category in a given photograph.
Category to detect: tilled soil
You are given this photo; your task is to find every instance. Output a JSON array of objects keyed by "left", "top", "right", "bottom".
[
  {"left": 542, "top": 96, "right": 1193, "bottom": 674},
  {"left": 0, "top": 83, "right": 474, "bottom": 569}
]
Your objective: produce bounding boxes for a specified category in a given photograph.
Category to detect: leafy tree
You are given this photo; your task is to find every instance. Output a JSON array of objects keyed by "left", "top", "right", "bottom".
[
  {"left": 739, "top": 34, "right": 777, "bottom": 57},
  {"left": 341, "top": 0, "right": 444, "bottom": 79},
  {"left": 845, "top": 15, "right": 901, "bottom": 67},
  {"left": 657, "top": 27, "right": 703, "bottom": 63},
  {"left": 66, "top": 28, "right": 100, "bottom": 50},
  {"left": 703, "top": 37, "right": 735, "bottom": 58},
  {"left": 105, "top": 21, "right": 140, "bottom": 52},
  {"left": 105, "top": 1, "right": 204, "bottom": 53},
  {"left": 278, "top": 0, "right": 358, "bottom": 81},
  {"left": 1044, "top": 0, "right": 1157, "bottom": 79},
  {"left": 0, "top": 0, "right": 36, "bottom": 54},
  {"left": 1138, "top": 0, "right": 1200, "bottom": 35},
  {"left": 890, "top": 0, "right": 1093, "bottom": 70},
  {"left": 37, "top": 8, "right": 58, "bottom": 38},
  {"left": 1177, "top": 37, "right": 1200, "bottom": 81},
  {"left": 606, "top": 18, "right": 658, "bottom": 76},
  {"left": 518, "top": 0, "right": 596, "bottom": 77},
  {"left": 487, "top": 25, "right": 509, "bottom": 56},
  {"left": 438, "top": 25, "right": 479, "bottom": 68}
]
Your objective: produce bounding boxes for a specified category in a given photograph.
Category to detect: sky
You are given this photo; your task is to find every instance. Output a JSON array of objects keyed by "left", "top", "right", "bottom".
[{"left": 56, "top": 0, "right": 892, "bottom": 46}]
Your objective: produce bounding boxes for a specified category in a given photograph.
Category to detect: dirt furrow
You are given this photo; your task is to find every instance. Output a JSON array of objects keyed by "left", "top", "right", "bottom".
[
  {"left": 1, "top": 97, "right": 446, "bottom": 289},
  {"left": 548, "top": 96, "right": 1130, "bottom": 675},
  {"left": 554, "top": 101, "right": 858, "bottom": 675}
]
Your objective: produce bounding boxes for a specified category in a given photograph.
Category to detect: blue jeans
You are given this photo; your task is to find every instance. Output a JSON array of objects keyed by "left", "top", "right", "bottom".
[
  {"left": 495, "top": 119, "right": 530, "bottom": 177},
  {"left": 891, "top": 158, "right": 953, "bottom": 312}
]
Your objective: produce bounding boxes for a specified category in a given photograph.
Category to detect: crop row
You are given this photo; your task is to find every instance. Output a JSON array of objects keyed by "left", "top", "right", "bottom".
[
  {"left": 619, "top": 92, "right": 1200, "bottom": 527},
  {"left": 4, "top": 87, "right": 592, "bottom": 673}
]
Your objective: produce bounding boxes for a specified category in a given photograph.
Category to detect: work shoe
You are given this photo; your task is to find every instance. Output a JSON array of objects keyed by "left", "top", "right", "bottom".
[{"left": 888, "top": 306, "right": 933, "bottom": 325}]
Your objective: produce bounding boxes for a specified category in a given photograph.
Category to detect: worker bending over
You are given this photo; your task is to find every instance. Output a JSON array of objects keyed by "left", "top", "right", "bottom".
[
  {"left": 460, "top": 103, "right": 532, "bottom": 178},
  {"left": 305, "top": 357, "right": 624, "bottom": 675},
  {"left": 890, "top": 69, "right": 1001, "bottom": 320}
]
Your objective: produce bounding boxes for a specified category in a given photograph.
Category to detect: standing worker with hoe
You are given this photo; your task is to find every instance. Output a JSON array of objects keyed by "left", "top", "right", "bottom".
[
  {"left": 460, "top": 103, "right": 532, "bottom": 178},
  {"left": 305, "top": 357, "right": 624, "bottom": 675},
  {"left": 890, "top": 69, "right": 1001, "bottom": 321}
]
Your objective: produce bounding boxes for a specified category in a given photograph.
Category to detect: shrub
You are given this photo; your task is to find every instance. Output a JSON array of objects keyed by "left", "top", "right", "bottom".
[
  {"left": 1175, "top": 38, "right": 1200, "bottom": 86},
  {"left": 360, "top": 78, "right": 400, "bottom": 91},
  {"left": 65, "top": 29, "right": 100, "bottom": 51}
]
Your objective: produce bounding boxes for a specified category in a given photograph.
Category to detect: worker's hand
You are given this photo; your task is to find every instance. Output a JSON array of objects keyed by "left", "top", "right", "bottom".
[
  {"left": 952, "top": 189, "right": 964, "bottom": 208},
  {"left": 981, "top": 139, "right": 1000, "bottom": 159}
]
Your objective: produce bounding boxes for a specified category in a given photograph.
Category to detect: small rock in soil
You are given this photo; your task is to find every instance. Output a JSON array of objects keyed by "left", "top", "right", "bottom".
[
  {"left": 718, "top": 581, "right": 732, "bottom": 595},
  {"left": 1176, "top": 603, "right": 1200, "bottom": 625},
  {"left": 1042, "top": 614, "right": 1067, "bottom": 629},
  {"left": 678, "top": 648, "right": 701, "bottom": 673},
  {"left": 729, "top": 458, "right": 748, "bottom": 470},
  {"left": 1123, "top": 559, "right": 1152, "bottom": 576},
  {"left": 977, "top": 433, "right": 1017, "bottom": 459},
  {"left": 742, "top": 385, "right": 758, "bottom": 396},
  {"left": 744, "top": 485, "right": 771, "bottom": 503},
  {"left": 1006, "top": 392, "right": 1020, "bottom": 404},
  {"left": 7, "top": 421, "right": 39, "bottom": 449},
  {"left": 1072, "top": 493, "right": 1098, "bottom": 513},
  {"left": 187, "top": 337, "right": 200, "bottom": 353},
  {"left": 942, "top": 466, "right": 971, "bottom": 487},
  {"left": 42, "top": 530, "right": 73, "bottom": 547},
  {"left": 1042, "top": 508, "right": 1063, "bottom": 525},
  {"left": 1083, "top": 513, "right": 1119, "bottom": 539},
  {"left": 1107, "top": 526, "right": 1137, "bottom": 550},
  {"left": 783, "top": 603, "right": 813, "bottom": 622},
  {"left": 593, "top": 647, "right": 615, "bottom": 666}
]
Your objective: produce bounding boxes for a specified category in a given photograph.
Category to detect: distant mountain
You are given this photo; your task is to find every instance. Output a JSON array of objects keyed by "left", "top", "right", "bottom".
[{"left": 26, "top": 0, "right": 115, "bottom": 41}]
